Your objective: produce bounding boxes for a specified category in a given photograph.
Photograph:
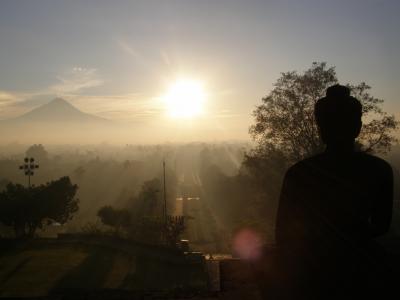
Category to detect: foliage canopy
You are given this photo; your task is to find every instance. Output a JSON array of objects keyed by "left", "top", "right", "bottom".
[
  {"left": 0, "top": 176, "right": 79, "bottom": 237},
  {"left": 249, "top": 62, "right": 398, "bottom": 164}
]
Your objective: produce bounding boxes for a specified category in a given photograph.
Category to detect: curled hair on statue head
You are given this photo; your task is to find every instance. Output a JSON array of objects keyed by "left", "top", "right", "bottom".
[{"left": 315, "top": 84, "right": 362, "bottom": 144}]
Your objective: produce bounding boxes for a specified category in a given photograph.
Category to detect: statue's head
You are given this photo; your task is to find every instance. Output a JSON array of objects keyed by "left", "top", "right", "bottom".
[{"left": 315, "top": 84, "right": 362, "bottom": 145}]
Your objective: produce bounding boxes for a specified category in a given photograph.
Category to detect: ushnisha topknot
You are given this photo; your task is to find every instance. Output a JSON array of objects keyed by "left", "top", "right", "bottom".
[
  {"left": 326, "top": 84, "right": 351, "bottom": 98},
  {"left": 314, "top": 84, "right": 362, "bottom": 143},
  {"left": 315, "top": 84, "right": 361, "bottom": 120}
]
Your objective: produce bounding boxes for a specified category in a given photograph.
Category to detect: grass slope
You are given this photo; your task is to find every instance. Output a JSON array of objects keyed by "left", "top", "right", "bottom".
[{"left": 0, "top": 239, "right": 207, "bottom": 297}]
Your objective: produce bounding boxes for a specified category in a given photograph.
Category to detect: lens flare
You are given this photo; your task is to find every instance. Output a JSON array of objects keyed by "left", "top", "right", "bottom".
[{"left": 232, "top": 228, "right": 263, "bottom": 261}]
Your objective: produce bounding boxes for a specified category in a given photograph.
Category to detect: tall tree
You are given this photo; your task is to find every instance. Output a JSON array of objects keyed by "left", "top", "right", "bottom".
[{"left": 249, "top": 62, "right": 398, "bottom": 164}]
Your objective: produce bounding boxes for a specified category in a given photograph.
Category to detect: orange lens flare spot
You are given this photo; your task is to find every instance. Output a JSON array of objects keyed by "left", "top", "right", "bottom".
[{"left": 232, "top": 228, "right": 263, "bottom": 261}]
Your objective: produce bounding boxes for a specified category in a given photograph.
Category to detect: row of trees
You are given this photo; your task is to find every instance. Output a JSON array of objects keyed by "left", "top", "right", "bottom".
[
  {"left": 97, "top": 205, "right": 186, "bottom": 246},
  {"left": 0, "top": 177, "right": 79, "bottom": 237},
  {"left": 96, "top": 178, "right": 186, "bottom": 246}
]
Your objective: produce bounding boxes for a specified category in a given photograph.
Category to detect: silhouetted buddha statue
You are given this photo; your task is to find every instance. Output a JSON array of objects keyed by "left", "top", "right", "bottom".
[{"left": 273, "top": 84, "right": 393, "bottom": 299}]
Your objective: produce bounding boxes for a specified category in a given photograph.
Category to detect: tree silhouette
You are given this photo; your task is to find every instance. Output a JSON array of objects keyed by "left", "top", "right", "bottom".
[
  {"left": 249, "top": 62, "right": 398, "bottom": 164},
  {"left": 130, "top": 179, "right": 161, "bottom": 217},
  {"left": 97, "top": 205, "right": 131, "bottom": 234},
  {"left": 165, "top": 216, "right": 186, "bottom": 246},
  {"left": 0, "top": 176, "right": 79, "bottom": 237},
  {"left": 0, "top": 178, "right": 9, "bottom": 192},
  {"left": 26, "top": 144, "right": 49, "bottom": 162}
]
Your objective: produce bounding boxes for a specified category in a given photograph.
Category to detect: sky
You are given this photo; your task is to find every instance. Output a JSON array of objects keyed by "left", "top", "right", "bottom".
[{"left": 0, "top": 0, "right": 399, "bottom": 142}]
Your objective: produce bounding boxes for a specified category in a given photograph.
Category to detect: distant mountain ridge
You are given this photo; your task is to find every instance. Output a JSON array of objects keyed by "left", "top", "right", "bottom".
[
  {"left": 0, "top": 98, "right": 114, "bottom": 143},
  {"left": 9, "top": 98, "right": 108, "bottom": 123}
]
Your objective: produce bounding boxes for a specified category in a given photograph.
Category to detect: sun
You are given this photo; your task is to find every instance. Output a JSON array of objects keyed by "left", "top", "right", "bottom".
[{"left": 163, "top": 79, "right": 206, "bottom": 118}]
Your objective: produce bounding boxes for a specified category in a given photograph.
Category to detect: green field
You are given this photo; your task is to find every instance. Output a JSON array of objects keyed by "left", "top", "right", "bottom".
[{"left": 0, "top": 238, "right": 207, "bottom": 297}]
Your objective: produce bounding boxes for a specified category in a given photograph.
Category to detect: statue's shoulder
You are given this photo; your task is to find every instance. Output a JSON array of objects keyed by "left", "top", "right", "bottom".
[
  {"left": 355, "top": 152, "right": 392, "bottom": 174},
  {"left": 285, "top": 154, "right": 325, "bottom": 176}
]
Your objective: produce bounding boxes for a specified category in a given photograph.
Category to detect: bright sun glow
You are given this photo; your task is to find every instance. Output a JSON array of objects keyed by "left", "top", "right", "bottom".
[{"left": 163, "top": 79, "right": 206, "bottom": 118}]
